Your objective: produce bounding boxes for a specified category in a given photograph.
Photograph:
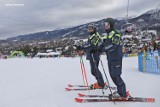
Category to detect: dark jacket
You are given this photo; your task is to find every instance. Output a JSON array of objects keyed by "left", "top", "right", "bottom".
[
  {"left": 82, "top": 32, "right": 101, "bottom": 61},
  {"left": 102, "top": 29, "right": 123, "bottom": 61}
]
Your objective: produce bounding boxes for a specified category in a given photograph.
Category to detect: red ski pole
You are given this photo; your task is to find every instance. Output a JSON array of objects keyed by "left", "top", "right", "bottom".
[
  {"left": 77, "top": 51, "right": 85, "bottom": 85},
  {"left": 77, "top": 51, "right": 90, "bottom": 90},
  {"left": 80, "top": 56, "right": 90, "bottom": 90}
]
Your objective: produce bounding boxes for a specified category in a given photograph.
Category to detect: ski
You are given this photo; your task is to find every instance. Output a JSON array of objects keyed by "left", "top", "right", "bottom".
[
  {"left": 65, "top": 86, "right": 116, "bottom": 91},
  {"left": 68, "top": 84, "right": 88, "bottom": 88},
  {"left": 67, "top": 84, "right": 116, "bottom": 90},
  {"left": 75, "top": 97, "right": 155, "bottom": 103},
  {"left": 78, "top": 93, "right": 109, "bottom": 98},
  {"left": 65, "top": 87, "right": 91, "bottom": 91}
]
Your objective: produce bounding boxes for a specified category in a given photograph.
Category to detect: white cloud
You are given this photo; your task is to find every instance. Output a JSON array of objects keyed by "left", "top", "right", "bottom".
[{"left": 0, "top": 0, "right": 159, "bottom": 39}]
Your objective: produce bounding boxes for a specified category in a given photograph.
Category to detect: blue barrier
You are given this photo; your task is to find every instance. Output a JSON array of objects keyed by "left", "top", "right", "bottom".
[
  {"left": 138, "top": 51, "right": 160, "bottom": 75},
  {"left": 138, "top": 52, "right": 143, "bottom": 72}
]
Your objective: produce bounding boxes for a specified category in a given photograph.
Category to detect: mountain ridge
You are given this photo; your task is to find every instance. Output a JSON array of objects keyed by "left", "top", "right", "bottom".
[{"left": 7, "top": 9, "right": 160, "bottom": 41}]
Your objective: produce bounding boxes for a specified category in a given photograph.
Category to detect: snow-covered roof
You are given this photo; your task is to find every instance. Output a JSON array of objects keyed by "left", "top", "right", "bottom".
[
  {"left": 37, "top": 52, "right": 61, "bottom": 56},
  {"left": 122, "top": 35, "right": 133, "bottom": 39},
  {"left": 141, "top": 38, "right": 151, "bottom": 42},
  {"left": 46, "top": 49, "right": 53, "bottom": 52},
  {"left": 74, "top": 39, "right": 88, "bottom": 43}
]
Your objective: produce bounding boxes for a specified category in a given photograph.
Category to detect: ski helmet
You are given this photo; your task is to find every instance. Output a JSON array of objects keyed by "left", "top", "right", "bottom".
[{"left": 88, "top": 23, "right": 96, "bottom": 29}]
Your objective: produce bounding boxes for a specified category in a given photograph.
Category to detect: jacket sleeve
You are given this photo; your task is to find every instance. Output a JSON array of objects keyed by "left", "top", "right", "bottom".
[
  {"left": 82, "top": 35, "right": 101, "bottom": 52},
  {"left": 102, "top": 33, "right": 121, "bottom": 52}
]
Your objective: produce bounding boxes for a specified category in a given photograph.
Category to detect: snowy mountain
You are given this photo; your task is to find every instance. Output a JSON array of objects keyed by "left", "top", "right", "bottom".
[{"left": 7, "top": 9, "right": 160, "bottom": 41}]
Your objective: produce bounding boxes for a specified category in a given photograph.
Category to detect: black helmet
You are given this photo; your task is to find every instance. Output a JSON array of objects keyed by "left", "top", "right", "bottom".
[{"left": 104, "top": 17, "right": 115, "bottom": 28}]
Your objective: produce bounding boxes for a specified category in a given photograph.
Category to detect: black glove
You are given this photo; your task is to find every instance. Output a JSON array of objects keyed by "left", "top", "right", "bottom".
[
  {"left": 77, "top": 45, "right": 82, "bottom": 50},
  {"left": 90, "top": 46, "right": 103, "bottom": 53},
  {"left": 96, "top": 41, "right": 104, "bottom": 52},
  {"left": 94, "top": 45, "right": 103, "bottom": 53},
  {"left": 90, "top": 49, "right": 97, "bottom": 53},
  {"left": 73, "top": 45, "right": 83, "bottom": 50}
]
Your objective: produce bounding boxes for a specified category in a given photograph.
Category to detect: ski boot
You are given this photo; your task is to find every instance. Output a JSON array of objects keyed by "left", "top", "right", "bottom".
[
  {"left": 90, "top": 82, "right": 106, "bottom": 89},
  {"left": 109, "top": 91, "right": 131, "bottom": 100}
]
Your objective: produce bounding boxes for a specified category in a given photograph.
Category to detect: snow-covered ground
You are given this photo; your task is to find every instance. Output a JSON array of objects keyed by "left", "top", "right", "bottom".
[{"left": 0, "top": 56, "right": 160, "bottom": 107}]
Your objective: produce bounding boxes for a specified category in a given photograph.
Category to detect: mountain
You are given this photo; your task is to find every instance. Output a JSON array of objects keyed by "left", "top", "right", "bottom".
[{"left": 7, "top": 9, "right": 160, "bottom": 41}]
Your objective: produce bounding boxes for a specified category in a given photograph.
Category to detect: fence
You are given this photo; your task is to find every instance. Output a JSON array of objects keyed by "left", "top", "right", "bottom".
[
  {"left": 138, "top": 51, "right": 160, "bottom": 74},
  {"left": 123, "top": 53, "right": 138, "bottom": 57}
]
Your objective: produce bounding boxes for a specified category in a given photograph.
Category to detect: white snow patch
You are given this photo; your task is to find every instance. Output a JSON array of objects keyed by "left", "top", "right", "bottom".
[{"left": 0, "top": 56, "right": 159, "bottom": 107}]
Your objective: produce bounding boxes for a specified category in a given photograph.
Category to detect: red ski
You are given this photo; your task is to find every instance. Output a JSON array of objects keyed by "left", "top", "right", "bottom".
[
  {"left": 68, "top": 84, "right": 88, "bottom": 87},
  {"left": 65, "top": 87, "right": 91, "bottom": 91},
  {"left": 78, "top": 93, "right": 109, "bottom": 98},
  {"left": 65, "top": 87, "right": 115, "bottom": 91},
  {"left": 66, "top": 84, "right": 116, "bottom": 91},
  {"left": 75, "top": 97, "right": 155, "bottom": 103}
]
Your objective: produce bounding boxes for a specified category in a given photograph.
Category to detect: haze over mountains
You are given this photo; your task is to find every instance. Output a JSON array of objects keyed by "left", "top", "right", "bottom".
[{"left": 7, "top": 8, "right": 160, "bottom": 41}]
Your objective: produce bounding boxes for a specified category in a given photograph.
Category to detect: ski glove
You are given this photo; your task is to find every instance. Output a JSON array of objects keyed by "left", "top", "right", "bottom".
[{"left": 74, "top": 45, "right": 83, "bottom": 50}]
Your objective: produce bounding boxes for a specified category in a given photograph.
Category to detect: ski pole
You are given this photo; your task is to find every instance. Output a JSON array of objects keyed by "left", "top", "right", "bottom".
[
  {"left": 77, "top": 51, "right": 86, "bottom": 85},
  {"left": 79, "top": 56, "right": 86, "bottom": 85},
  {"left": 100, "top": 59, "right": 113, "bottom": 96},
  {"left": 80, "top": 56, "right": 90, "bottom": 91},
  {"left": 100, "top": 59, "right": 116, "bottom": 104},
  {"left": 76, "top": 50, "right": 85, "bottom": 85},
  {"left": 77, "top": 50, "right": 90, "bottom": 91}
]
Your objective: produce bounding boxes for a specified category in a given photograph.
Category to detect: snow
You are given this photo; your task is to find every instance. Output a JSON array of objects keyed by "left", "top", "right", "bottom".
[
  {"left": 74, "top": 39, "right": 88, "bottom": 43},
  {"left": 146, "top": 10, "right": 156, "bottom": 14},
  {"left": 0, "top": 56, "right": 160, "bottom": 107},
  {"left": 122, "top": 35, "right": 133, "bottom": 39},
  {"left": 37, "top": 52, "right": 61, "bottom": 56}
]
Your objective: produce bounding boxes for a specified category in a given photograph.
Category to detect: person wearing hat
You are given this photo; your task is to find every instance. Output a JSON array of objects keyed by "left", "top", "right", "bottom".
[
  {"left": 76, "top": 23, "right": 105, "bottom": 89},
  {"left": 98, "top": 17, "right": 129, "bottom": 99}
]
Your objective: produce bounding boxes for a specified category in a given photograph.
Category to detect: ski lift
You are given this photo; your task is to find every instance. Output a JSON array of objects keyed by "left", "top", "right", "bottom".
[
  {"left": 120, "top": 0, "right": 137, "bottom": 36},
  {"left": 121, "top": 22, "right": 137, "bottom": 35}
]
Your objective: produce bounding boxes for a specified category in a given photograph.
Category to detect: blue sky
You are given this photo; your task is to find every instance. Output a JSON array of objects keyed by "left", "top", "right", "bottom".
[{"left": 0, "top": 0, "right": 159, "bottom": 39}]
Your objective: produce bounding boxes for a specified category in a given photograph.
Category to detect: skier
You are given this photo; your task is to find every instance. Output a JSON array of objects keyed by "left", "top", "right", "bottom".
[
  {"left": 75, "top": 23, "right": 105, "bottom": 89},
  {"left": 97, "top": 17, "right": 130, "bottom": 99}
]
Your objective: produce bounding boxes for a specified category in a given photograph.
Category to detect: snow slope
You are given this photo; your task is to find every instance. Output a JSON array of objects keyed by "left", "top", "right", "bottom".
[{"left": 0, "top": 56, "right": 159, "bottom": 107}]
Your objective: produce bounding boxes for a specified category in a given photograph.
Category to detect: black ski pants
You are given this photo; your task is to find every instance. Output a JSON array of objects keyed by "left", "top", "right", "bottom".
[{"left": 89, "top": 58, "right": 105, "bottom": 87}]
